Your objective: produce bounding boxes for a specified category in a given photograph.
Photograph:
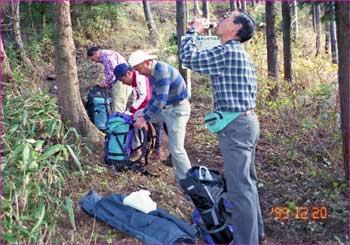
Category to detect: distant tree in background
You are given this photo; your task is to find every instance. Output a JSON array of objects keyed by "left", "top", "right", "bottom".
[
  {"left": 10, "top": 0, "right": 34, "bottom": 70},
  {"left": 265, "top": 1, "right": 279, "bottom": 98},
  {"left": 335, "top": 1, "right": 350, "bottom": 180},
  {"left": 291, "top": 0, "right": 298, "bottom": 41},
  {"left": 282, "top": 1, "right": 292, "bottom": 82},
  {"left": 330, "top": 1, "right": 338, "bottom": 64},
  {"left": 1, "top": 37, "right": 13, "bottom": 81},
  {"left": 202, "top": 0, "right": 209, "bottom": 19},
  {"left": 230, "top": 0, "right": 237, "bottom": 11},
  {"left": 143, "top": 0, "right": 160, "bottom": 47},
  {"left": 314, "top": 3, "right": 321, "bottom": 56},
  {"left": 53, "top": 1, "right": 103, "bottom": 143},
  {"left": 193, "top": 0, "right": 201, "bottom": 15},
  {"left": 241, "top": 0, "right": 247, "bottom": 11}
]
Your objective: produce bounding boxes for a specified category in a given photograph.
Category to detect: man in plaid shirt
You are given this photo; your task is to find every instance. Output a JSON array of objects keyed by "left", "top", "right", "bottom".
[
  {"left": 180, "top": 10, "right": 265, "bottom": 244},
  {"left": 87, "top": 47, "right": 132, "bottom": 112}
]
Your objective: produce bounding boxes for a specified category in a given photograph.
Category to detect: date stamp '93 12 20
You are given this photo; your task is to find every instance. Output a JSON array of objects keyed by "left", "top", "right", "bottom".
[{"left": 271, "top": 206, "right": 328, "bottom": 221}]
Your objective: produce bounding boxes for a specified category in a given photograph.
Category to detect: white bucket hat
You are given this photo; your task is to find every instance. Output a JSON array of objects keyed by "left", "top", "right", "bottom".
[{"left": 128, "top": 50, "right": 157, "bottom": 67}]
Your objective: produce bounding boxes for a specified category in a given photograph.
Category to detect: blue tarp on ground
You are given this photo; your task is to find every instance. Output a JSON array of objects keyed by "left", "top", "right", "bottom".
[{"left": 78, "top": 191, "right": 197, "bottom": 244}]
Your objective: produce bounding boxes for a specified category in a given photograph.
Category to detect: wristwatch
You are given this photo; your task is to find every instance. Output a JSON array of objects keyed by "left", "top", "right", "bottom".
[{"left": 186, "top": 27, "right": 196, "bottom": 35}]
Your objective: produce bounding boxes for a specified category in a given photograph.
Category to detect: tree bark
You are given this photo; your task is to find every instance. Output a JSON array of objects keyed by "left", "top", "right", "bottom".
[
  {"left": 314, "top": 4, "right": 321, "bottom": 56},
  {"left": 325, "top": 23, "right": 330, "bottom": 55},
  {"left": 53, "top": 1, "right": 103, "bottom": 143},
  {"left": 241, "top": 0, "right": 247, "bottom": 11},
  {"left": 10, "top": 0, "right": 34, "bottom": 70},
  {"left": 230, "top": 0, "right": 237, "bottom": 11},
  {"left": 176, "top": 1, "right": 191, "bottom": 95},
  {"left": 282, "top": 1, "right": 292, "bottom": 82},
  {"left": 330, "top": 2, "right": 338, "bottom": 64},
  {"left": 142, "top": 0, "right": 160, "bottom": 46},
  {"left": 202, "top": 0, "right": 209, "bottom": 19},
  {"left": 291, "top": 0, "right": 298, "bottom": 41},
  {"left": 265, "top": 1, "right": 279, "bottom": 97},
  {"left": 335, "top": 1, "right": 350, "bottom": 180},
  {"left": 1, "top": 38, "right": 13, "bottom": 81},
  {"left": 193, "top": 0, "right": 201, "bottom": 15}
]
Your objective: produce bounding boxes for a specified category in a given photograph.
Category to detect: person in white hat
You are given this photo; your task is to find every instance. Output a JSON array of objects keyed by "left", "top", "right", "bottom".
[{"left": 128, "top": 50, "right": 191, "bottom": 182}]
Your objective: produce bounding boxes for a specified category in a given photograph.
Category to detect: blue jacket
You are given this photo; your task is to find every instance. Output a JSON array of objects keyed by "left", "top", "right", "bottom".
[{"left": 78, "top": 191, "right": 197, "bottom": 244}]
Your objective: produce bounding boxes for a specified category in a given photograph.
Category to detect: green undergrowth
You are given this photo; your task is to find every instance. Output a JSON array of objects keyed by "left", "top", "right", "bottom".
[{"left": 1, "top": 84, "right": 85, "bottom": 243}]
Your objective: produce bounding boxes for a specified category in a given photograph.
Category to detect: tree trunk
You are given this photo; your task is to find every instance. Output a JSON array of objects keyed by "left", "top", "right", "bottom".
[
  {"left": 10, "top": 0, "right": 34, "bottom": 70},
  {"left": 202, "top": 0, "right": 209, "bottom": 19},
  {"left": 1, "top": 38, "right": 13, "bottom": 81},
  {"left": 330, "top": 2, "right": 338, "bottom": 64},
  {"left": 241, "top": 0, "right": 247, "bottom": 11},
  {"left": 325, "top": 23, "right": 330, "bottom": 55},
  {"left": 230, "top": 0, "right": 237, "bottom": 11},
  {"left": 193, "top": 0, "right": 201, "bottom": 15},
  {"left": 291, "top": 0, "right": 298, "bottom": 41},
  {"left": 236, "top": 0, "right": 241, "bottom": 9},
  {"left": 266, "top": 1, "right": 279, "bottom": 98},
  {"left": 314, "top": 4, "right": 321, "bottom": 56},
  {"left": 71, "top": 3, "right": 81, "bottom": 30},
  {"left": 282, "top": 2, "right": 292, "bottom": 82},
  {"left": 335, "top": 1, "right": 350, "bottom": 180},
  {"left": 176, "top": 1, "right": 191, "bottom": 95},
  {"left": 28, "top": 1, "right": 36, "bottom": 33},
  {"left": 142, "top": 0, "right": 160, "bottom": 47},
  {"left": 53, "top": 1, "right": 103, "bottom": 143}
]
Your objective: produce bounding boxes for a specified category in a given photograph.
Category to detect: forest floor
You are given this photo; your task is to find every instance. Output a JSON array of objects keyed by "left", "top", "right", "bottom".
[
  {"left": 50, "top": 70, "right": 348, "bottom": 244},
  {"left": 37, "top": 3, "right": 349, "bottom": 244}
]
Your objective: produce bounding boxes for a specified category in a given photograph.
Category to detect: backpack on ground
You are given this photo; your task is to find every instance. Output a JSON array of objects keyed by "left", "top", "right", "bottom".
[
  {"left": 180, "top": 166, "right": 234, "bottom": 244},
  {"left": 86, "top": 85, "right": 112, "bottom": 131},
  {"left": 104, "top": 112, "right": 155, "bottom": 176}
]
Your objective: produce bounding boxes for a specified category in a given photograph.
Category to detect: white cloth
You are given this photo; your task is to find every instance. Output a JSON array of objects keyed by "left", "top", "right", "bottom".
[{"left": 123, "top": 190, "right": 157, "bottom": 213}]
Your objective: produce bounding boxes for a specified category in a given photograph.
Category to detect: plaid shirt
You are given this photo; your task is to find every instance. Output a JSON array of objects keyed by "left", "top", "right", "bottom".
[
  {"left": 143, "top": 61, "right": 189, "bottom": 121},
  {"left": 180, "top": 34, "right": 257, "bottom": 112},
  {"left": 100, "top": 50, "right": 126, "bottom": 88}
]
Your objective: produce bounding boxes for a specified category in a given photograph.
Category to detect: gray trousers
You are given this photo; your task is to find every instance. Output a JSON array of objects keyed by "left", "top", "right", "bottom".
[{"left": 217, "top": 112, "right": 264, "bottom": 244}]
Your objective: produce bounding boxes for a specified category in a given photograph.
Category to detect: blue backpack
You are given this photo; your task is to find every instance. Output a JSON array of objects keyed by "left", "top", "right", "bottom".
[
  {"left": 86, "top": 85, "right": 112, "bottom": 131},
  {"left": 104, "top": 112, "right": 155, "bottom": 176},
  {"left": 180, "top": 166, "right": 234, "bottom": 244}
]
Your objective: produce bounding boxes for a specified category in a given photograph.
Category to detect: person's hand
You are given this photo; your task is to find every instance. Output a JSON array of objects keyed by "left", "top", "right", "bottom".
[
  {"left": 99, "top": 81, "right": 108, "bottom": 88},
  {"left": 188, "top": 18, "right": 208, "bottom": 34},
  {"left": 133, "top": 115, "right": 147, "bottom": 129}
]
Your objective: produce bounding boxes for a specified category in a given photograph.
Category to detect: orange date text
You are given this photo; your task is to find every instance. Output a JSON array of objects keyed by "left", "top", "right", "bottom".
[{"left": 270, "top": 206, "right": 328, "bottom": 221}]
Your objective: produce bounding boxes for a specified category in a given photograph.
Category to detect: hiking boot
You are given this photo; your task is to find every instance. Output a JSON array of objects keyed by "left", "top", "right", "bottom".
[
  {"left": 148, "top": 150, "right": 161, "bottom": 163},
  {"left": 162, "top": 154, "right": 173, "bottom": 167},
  {"left": 130, "top": 149, "right": 142, "bottom": 161},
  {"left": 259, "top": 233, "right": 266, "bottom": 243}
]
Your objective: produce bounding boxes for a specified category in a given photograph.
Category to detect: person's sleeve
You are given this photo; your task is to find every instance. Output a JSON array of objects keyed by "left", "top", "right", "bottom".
[
  {"left": 143, "top": 77, "right": 169, "bottom": 121},
  {"left": 179, "top": 34, "right": 226, "bottom": 76},
  {"left": 102, "top": 57, "right": 116, "bottom": 88},
  {"left": 130, "top": 75, "right": 148, "bottom": 113}
]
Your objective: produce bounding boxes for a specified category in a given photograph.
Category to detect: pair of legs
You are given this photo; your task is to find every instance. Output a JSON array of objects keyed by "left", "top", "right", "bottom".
[
  {"left": 149, "top": 100, "right": 191, "bottom": 182},
  {"left": 111, "top": 81, "right": 132, "bottom": 112},
  {"left": 217, "top": 112, "right": 264, "bottom": 244}
]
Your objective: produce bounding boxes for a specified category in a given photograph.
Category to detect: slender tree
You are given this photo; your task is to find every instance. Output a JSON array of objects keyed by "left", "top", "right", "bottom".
[
  {"left": 335, "top": 1, "right": 350, "bottom": 180},
  {"left": 325, "top": 23, "right": 330, "bottom": 54},
  {"left": 314, "top": 4, "right": 321, "bottom": 56},
  {"left": 291, "top": 0, "right": 298, "bottom": 41},
  {"left": 193, "top": 0, "right": 201, "bottom": 15},
  {"left": 10, "top": 0, "right": 34, "bottom": 70},
  {"left": 282, "top": 1, "right": 292, "bottom": 82},
  {"left": 53, "top": 1, "right": 103, "bottom": 142},
  {"left": 202, "top": 0, "right": 209, "bottom": 19},
  {"left": 266, "top": 1, "right": 279, "bottom": 97},
  {"left": 176, "top": 0, "right": 191, "bottom": 86},
  {"left": 230, "top": 0, "right": 237, "bottom": 11},
  {"left": 1, "top": 38, "right": 13, "bottom": 81},
  {"left": 330, "top": 1, "right": 338, "bottom": 64},
  {"left": 241, "top": 0, "right": 247, "bottom": 11},
  {"left": 142, "top": 0, "right": 160, "bottom": 46}
]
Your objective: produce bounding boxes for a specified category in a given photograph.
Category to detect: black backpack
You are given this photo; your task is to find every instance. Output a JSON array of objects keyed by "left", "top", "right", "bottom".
[
  {"left": 180, "top": 166, "right": 234, "bottom": 244},
  {"left": 86, "top": 85, "right": 112, "bottom": 131}
]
